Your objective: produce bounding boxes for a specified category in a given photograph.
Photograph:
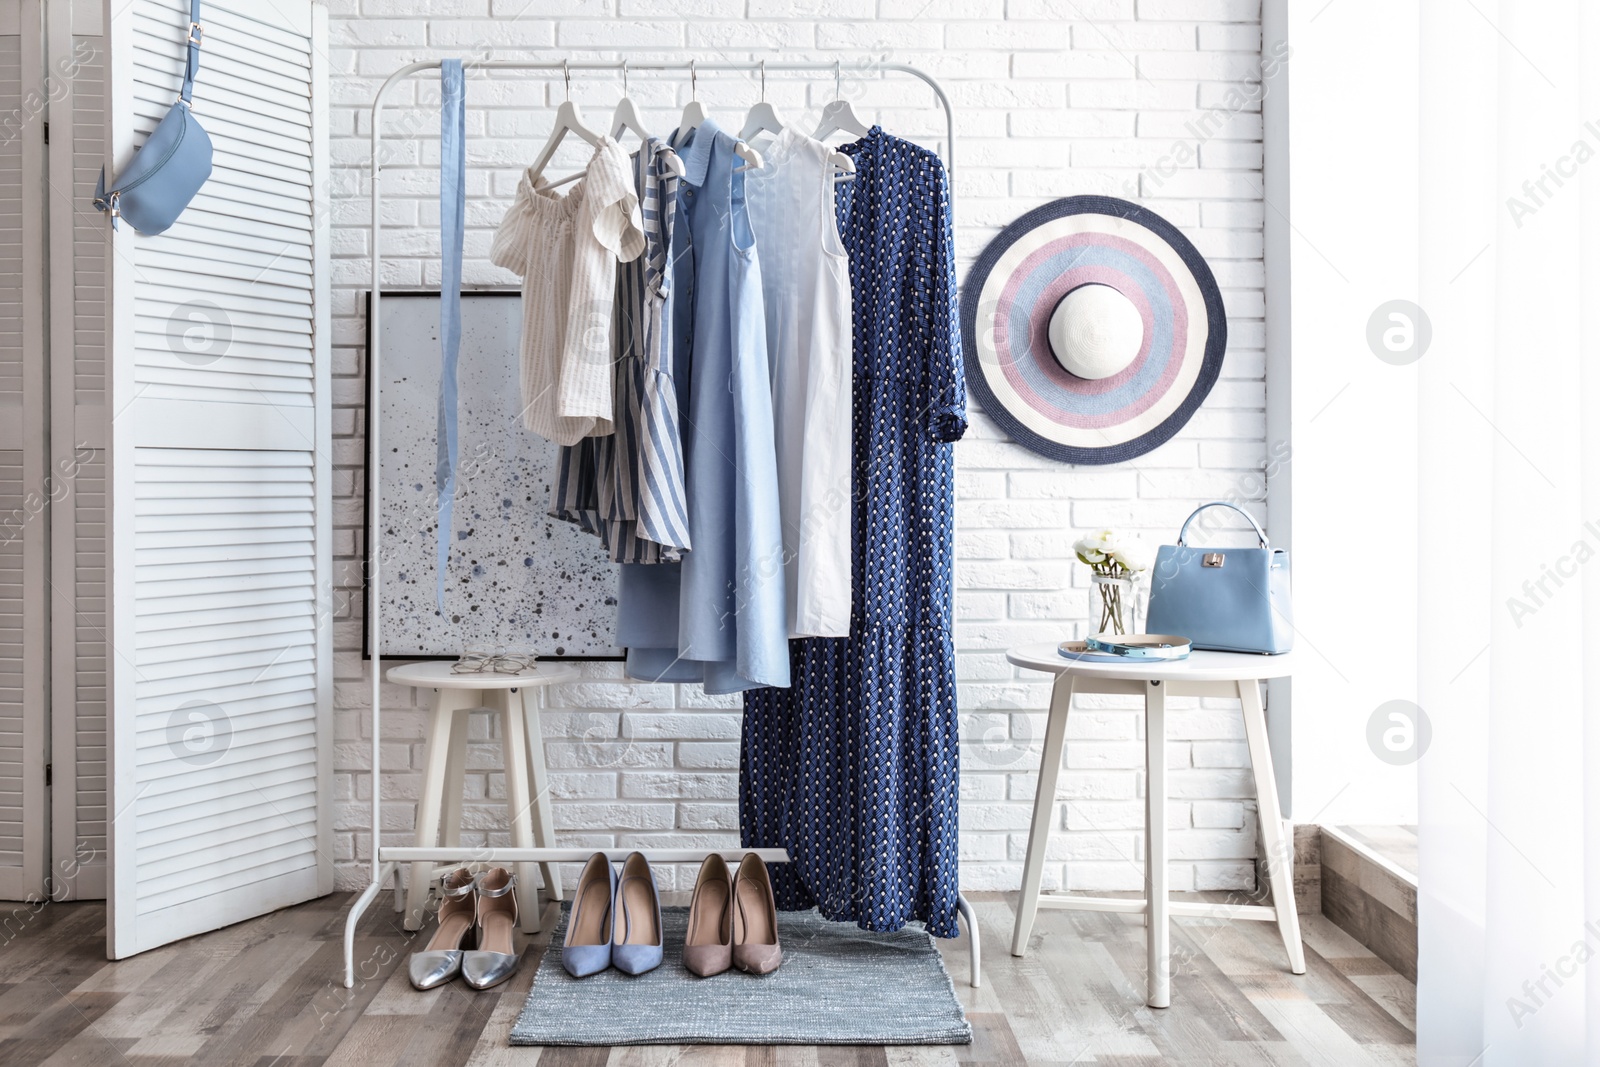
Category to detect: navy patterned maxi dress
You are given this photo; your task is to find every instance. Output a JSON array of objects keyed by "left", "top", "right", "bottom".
[{"left": 740, "top": 128, "right": 968, "bottom": 938}]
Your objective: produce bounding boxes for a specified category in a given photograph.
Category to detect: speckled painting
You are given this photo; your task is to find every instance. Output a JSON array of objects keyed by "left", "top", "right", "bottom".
[{"left": 366, "top": 291, "right": 620, "bottom": 659}]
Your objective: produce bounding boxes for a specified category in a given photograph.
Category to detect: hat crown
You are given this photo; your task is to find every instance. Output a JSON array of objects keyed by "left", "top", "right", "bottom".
[{"left": 1049, "top": 283, "right": 1144, "bottom": 381}]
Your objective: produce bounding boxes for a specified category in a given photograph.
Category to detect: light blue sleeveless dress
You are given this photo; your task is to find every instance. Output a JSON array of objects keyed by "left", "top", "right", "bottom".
[{"left": 618, "top": 119, "right": 790, "bottom": 695}]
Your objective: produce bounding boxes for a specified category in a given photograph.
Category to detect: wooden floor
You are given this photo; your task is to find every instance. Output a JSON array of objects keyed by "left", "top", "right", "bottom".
[{"left": 0, "top": 890, "right": 1415, "bottom": 1066}]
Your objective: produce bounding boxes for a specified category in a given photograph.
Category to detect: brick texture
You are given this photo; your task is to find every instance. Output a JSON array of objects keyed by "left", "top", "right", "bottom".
[{"left": 327, "top": 0, "right": 1272, "bottom": 895}]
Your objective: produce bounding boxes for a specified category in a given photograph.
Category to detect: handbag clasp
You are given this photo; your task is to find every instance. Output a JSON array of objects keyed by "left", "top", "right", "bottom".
[{"left": 1202, "top": 552, "right": 1225, "bottom": 568}]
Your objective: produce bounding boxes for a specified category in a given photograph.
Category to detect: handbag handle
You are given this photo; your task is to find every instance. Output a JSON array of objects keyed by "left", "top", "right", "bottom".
[
  {"left": 1175, "top": 501, "right": 1270, "bottom": 548},
  {"left": 180, "top": 0, "right": 202, "bottom": 106}
]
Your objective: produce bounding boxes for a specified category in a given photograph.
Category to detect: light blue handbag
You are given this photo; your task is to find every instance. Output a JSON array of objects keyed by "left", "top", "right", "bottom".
[
  {"left": 93, "top": 0, "right": 212, "bottom": 235},
  {"left": 1145, "top": 502, "right": 1293, "bottom": 654}
]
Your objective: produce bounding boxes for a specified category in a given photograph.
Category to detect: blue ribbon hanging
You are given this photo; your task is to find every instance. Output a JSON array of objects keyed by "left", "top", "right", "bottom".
[{"left": 435, "top": 59, "right": 466, "bottom": 612}]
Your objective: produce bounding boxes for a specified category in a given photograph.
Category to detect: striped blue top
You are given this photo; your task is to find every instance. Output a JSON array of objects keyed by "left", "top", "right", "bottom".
[{"left": 550, "top": 138, "right": 692, "bottom": 563}]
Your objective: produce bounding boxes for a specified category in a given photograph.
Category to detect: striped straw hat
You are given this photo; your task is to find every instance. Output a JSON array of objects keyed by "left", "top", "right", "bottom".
[{"left": 960, "top": 195, "right": 1227, "bottom": 465}]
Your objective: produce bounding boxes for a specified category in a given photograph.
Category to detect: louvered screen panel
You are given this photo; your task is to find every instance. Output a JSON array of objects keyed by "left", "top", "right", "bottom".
[
  {"left": 48, "top": 1, "right": 110, "bottom": 900},
  {"left": 127, "top": 0, "right": 314, "bottom": 408},
  {"left": 70, "top": 33, "right": 108, "bottom": 866},
  {"left": 0, "top": 35, "right": 22, "bottom": 434},
  {"left": 73, "top": 452, "right": 107, "bottom": 868},
  {"left": 105, "top": 0, "right": 328, "bottom": 954},
  {"left": 130, "top": 449, "right": 318, "bottom": 916},
  {"left": 0, "top": 453, "right": 24, "bottom": 870},
  {"left": 0, "top": 3, "right": 46, "bottom": 901},
  {"left": 72, "top": 37, "right": 106, "bottom": 410}
]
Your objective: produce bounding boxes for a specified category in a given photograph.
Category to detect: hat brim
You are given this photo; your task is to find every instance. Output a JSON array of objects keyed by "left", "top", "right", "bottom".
[{"left": 960, "top": 195, "right": 1227, "bottom": 465}]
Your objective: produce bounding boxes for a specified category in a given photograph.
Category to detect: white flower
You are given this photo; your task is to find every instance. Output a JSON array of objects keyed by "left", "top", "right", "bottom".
[
  {"left": 1077, "top": 527, "right": 1148, "bottom": 574},
  {"left": 1111, "top": 540, "right": 1149, "bottom": 573}
]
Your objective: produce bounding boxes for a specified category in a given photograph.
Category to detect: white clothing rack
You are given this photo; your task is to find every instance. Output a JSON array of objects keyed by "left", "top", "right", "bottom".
[{"left": 347, "top": 56, "right": 978, "bottom": 991}]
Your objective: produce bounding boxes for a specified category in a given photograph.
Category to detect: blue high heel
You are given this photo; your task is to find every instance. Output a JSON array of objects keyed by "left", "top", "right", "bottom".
[
  {"left": 561, "top": 852, "right": 616, "bottom": 978},
  {"left": 610, "top": 852, "right": 664, "bottom": 975}
]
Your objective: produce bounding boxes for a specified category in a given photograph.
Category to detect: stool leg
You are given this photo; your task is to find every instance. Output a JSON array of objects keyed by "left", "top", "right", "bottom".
[
  {"left": 440, "top": 708, "right": 471, "bottom": 848},
  {"left": 518, "top": 686, "right": 563, "bottom": 903},
  {"left": 1145, "top": 679, "right": 1170, "bottom": 1008},
  {"left": 1240, "top": 678, "right": 1306, "bottom": 975},
  {"left": 498, "top": 689, "right": 541, "bottom": 934},
  {"left": 407, "top": 688, "right": 467, "bottom": 931},
  {"left": 1012, "top": 672, "right": 1073, "bottom": 957}
]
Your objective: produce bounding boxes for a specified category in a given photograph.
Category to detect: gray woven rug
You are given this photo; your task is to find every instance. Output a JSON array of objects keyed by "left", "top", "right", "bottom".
[{"left": 509, "top": 905, "right": 972, "bottom": 1046}]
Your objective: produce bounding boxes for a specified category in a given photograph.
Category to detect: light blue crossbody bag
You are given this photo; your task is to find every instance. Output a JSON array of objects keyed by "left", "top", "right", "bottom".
[
  {"left": 1145, "top": 502, "right": 1293, "bottom": 654},
  {"left": 93, "top": 0, "right": 212, "bottom": 234}
]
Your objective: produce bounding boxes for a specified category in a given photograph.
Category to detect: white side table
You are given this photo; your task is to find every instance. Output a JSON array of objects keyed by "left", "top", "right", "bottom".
[
  {"left": 1006, "top": 645, "right": 1305, "bottom": 1007},
  {"left": 386, "top": 661, "right": 575, "bottom": 933}
]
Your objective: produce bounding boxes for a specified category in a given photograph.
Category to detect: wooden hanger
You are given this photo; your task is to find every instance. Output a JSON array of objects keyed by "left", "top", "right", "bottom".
[
  {"left": 678, "top": 59, "right": 708, "bottom": 137},
  {"left": 739, "top": 61, "right": 785, "bottom": 141},
  {"left": 732, "top": 62, "right": 846, "bottom": 179},
  {"left": 529, "top": 61, "right": 602, "bottom": 190},
  {"left": 813, "top": 59, "right": 871, "bottom": 143},
  {"left": 611, "top": 61, "right": 686, "bottom": 179},
  {"left": 668, "top": 59, "right": 762, "bottom": 173},
  {"left": 610, "top": 60, "right": 651, "bottom": 142}
]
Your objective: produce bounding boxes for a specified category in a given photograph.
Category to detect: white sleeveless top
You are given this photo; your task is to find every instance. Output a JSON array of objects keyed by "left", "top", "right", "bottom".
[{"left": 745, "top": 128, "right": 854, "bottom": 638}]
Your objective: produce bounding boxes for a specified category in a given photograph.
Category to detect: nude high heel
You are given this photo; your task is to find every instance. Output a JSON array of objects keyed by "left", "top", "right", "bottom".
[
  {"left": 683, "top": 853, "right": 733, "bottom": 977},
  {"left": 730, "top": 853, "right": 782, "bottom": 975}
]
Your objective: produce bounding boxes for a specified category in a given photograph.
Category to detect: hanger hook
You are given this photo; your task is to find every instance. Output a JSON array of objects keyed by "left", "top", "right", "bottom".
[
  {"left": 834, "top": 59, "right": 841, "bottom": 100},
  {"left": 760, "top": 60, "right": 766, "bottom": 102},
  {"left": 621, "top": 59, "right": 629, "bottom": 97},
  {"left": 690, "top": 58, "right": 698, "bottom": 100},
  {"left": 562, "top": 59, "right": 571, "bottom": 101}
]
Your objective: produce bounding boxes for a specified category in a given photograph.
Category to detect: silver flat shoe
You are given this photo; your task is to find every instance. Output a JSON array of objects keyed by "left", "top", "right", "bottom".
[
  {"left": 461, "top": 867, "right": 520, "bottom": 990},
  {"left": 409, "top": 867, "right": 476, "bottom": 990}
]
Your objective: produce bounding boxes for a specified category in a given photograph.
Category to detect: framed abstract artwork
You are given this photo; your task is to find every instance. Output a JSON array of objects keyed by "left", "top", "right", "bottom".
[{"left": 363, "top": 290, "right": 620, "bottom": 659}]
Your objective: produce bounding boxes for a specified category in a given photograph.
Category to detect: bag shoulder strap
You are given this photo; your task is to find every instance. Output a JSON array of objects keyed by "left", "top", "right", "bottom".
[
  {"left": 1176, "top": 501, "right": 1269, "bottom": 547},
  {"left": 181, "top": 0, "right": 202, "bottom": 105}
]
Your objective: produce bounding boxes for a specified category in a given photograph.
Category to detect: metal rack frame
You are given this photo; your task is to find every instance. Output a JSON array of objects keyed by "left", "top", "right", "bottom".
[{"left": 346, "top": 56, "right": 978, "bottom": 991}]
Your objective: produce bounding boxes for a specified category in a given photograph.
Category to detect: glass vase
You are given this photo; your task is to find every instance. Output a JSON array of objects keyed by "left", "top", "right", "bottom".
[{"left": 1091, "top": 574, "right": 1136, "bottom": 636}]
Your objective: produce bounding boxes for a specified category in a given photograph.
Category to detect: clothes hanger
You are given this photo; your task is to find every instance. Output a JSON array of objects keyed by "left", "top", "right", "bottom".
[
  {"left": 657, "top": 59, "right": 762, "bottom": 174},
  {"left": 529, "top": 61, "right": 603, "bottom": 190},
  {"left": 678, "top": 60, "right": 708, "bottom": 136},
  {"left": 735, "top": 63, "right": 852, "bottom": 181},
  {"left": 813, "top": 59, "right": 872, "bottom": 142},
  {"left": 739, "top": 61, "right": 785, "bottom": 141},
  {"left": 611, "top": 61, "right": 686, "bottom": 178},
  {"left": 610, "top": 60, "right": 652, "bottom": 142}
]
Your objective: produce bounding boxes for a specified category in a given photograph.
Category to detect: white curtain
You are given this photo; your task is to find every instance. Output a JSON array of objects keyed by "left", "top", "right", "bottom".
[{"left": 1417, "top": 0, "right": 1600, "bottom": 1062}]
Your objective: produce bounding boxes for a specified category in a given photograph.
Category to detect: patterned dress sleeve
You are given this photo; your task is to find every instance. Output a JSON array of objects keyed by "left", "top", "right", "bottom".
[{"left": 928, "top": 157, "right": 968, "bottom": 444}]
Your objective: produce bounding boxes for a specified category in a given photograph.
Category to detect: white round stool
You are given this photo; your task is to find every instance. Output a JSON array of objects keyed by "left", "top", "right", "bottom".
[{"left": 386, "top": 661, "right": 575, "bottom": 934}]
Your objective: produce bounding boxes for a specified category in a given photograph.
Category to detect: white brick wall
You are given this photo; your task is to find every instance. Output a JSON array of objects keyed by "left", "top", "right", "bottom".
[{"left": 326, "top": 0, "right": 1273, "bottom": 896}]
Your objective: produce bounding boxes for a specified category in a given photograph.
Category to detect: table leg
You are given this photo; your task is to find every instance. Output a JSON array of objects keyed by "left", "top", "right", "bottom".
[
  {"left": 1012, "top": 672, "right": 1073, "bottom": 957},
  {"left": 440, "top": 705, "right": 471, "bottom": 849},
  {"left": 1145, "top": 679, "right": 1170, "bottom": 1008},
  {"left": 1240, "top": 678, "right": 1307, "bottom": 974},
  {"left": 406, "top": 688, "right": 467, "bottom": 930},
  {"left": 518, "top": 685, "right": 563, "bottom": 903},
  {"left": 499, "top": 689, "right": 541, "bottom": 934}
]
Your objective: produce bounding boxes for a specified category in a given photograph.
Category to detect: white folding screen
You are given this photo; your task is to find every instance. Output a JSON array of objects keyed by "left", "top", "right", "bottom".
[
  {"left": 48, "top": 0, "right": 109, "bottom": 902},
  {"left": 0, "top": 0, "right": 50, "bottom": 902},
  {"left": 103, "top": 0, "right": 330, "bottom": 957}
]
